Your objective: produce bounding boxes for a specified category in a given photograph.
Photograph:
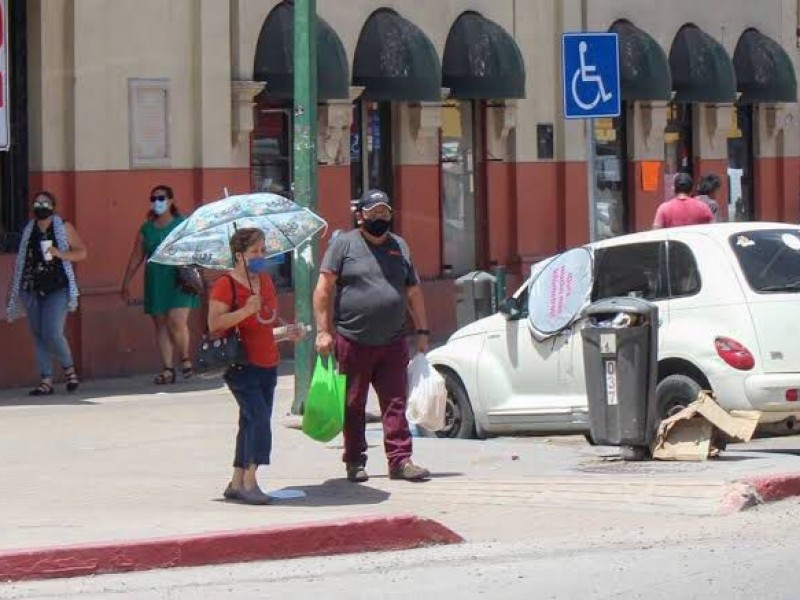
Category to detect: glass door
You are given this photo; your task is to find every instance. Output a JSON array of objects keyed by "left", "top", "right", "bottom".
[
  {"left": 727, "top": 105, "right": 755, "bottom": 222},
  {"left": 664, "top": 103, "right": 694, "bottom": 200},
  {"left": 590, "top": 108, "right": 627, "bottom": 241},
  {"left": 350, "top": 100, "right": 393, "bottom": 201}
]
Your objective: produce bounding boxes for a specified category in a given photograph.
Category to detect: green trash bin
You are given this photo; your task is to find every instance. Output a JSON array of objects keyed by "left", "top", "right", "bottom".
[{"left": 581, "top": 297, "right": 659, "bottom": 449}]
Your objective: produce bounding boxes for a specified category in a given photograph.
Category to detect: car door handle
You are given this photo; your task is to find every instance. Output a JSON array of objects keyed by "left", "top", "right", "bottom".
[{"left": 488, "top": 334, "right": 501, "bottom": 340}]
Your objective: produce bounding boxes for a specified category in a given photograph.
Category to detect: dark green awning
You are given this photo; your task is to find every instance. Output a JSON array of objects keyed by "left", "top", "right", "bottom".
[
  {"left": 253, "top": 1, "right": 349, "bottom": 101},
  {"left": 442, "top": 11, "right": 525, "bottom": 99},
  {"left": 353, "top": 8, "right": 442, "bottom": 102},
  {"left": 669, "top": 24, "right": 736, "bottom": 103},
  {"left": 734, "top": 28, "right": 797, "bottom": 103},
  {"left": 610, "top": 20, "right": 671, "bottom": 101}
]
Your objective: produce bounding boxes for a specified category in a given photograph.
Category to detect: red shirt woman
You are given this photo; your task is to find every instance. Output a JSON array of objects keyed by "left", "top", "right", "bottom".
[{"left": 208, "top": 227, "right": 305, "bottom": 505}]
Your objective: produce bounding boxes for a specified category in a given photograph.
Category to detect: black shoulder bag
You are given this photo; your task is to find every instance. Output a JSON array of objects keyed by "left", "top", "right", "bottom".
[{"left": 195, "top": 275, "right": 246, "bottom": 377}]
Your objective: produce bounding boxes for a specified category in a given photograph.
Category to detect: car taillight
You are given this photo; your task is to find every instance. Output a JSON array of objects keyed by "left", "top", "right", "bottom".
[
  {"left": 714, "top": 337, "right": 755, "bottom": 371},
  {"left": 787, "top": 389, "right": 799, "bottom": 402}
]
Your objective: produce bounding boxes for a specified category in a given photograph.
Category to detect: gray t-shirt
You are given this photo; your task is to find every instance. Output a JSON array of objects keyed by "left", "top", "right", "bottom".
[{"left": 321, "top": 229, "right": 419, "bottom": 346}]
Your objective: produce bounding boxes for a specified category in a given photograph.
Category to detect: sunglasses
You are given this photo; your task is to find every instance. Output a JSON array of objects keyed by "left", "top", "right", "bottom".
[
  {"left": 32, "top": 201, "right": 53, "bottom": 210},
  {"left": 150, "top": 195, "right": 168, "bottom": 203}
]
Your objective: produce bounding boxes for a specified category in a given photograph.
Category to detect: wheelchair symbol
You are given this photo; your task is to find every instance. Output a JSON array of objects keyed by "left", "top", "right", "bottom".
[{"left": 571, "top": 41, "right": 613, "bottom": 111}]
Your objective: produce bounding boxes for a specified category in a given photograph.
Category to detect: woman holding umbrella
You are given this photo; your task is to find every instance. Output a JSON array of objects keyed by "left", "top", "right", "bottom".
[
  {"left": 121, "top": 185, "right": 200, "bottom": 384},
  {"left": 208, "top": 227, "right": 306, "bottom": 505}
]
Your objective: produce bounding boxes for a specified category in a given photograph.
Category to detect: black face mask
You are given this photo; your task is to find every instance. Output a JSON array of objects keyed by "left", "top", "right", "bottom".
[
  {"left": 33, "top": 208, "right": 54, "bottom": 221},
  {"left": 363, "top": 218, "right": 391, "bottom": 237}
]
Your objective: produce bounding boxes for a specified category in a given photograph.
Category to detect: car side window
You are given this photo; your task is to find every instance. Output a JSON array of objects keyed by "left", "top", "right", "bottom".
[
  {"left": 592, "top": 242, "right": 668, "bottom": 302},
  {"left": 667, "top": 241, "right": 701, "bottom": 298}
]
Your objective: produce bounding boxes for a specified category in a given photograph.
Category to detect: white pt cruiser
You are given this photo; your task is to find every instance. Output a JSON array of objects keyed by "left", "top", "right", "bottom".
[{"left": 427, "top": 223, "right": 800, "bottom": 439}]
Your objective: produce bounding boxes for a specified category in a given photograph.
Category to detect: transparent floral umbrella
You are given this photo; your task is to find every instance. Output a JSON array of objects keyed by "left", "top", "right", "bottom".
[{"left": 148, "top": 192, "right": 327, "bottom": 270}]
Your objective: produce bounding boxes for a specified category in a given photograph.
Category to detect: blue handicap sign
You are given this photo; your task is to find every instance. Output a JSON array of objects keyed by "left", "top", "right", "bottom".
[{"left": 562, "top": 33, "right": 621, "bottom": 119}]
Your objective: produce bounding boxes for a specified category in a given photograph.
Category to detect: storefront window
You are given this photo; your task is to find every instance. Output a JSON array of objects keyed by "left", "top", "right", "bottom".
[
  {"left": 590, "top": 113, "right": 626, "bottom": 240},
  {"left": 350, "top": 100, "right": 393, "bottom": 201},
  {"left": 727, "top": 105, "right": 755, "bottom": 222},
  {"left": 664, "top": 103, "right": 694, "bottom": 199},
  {"left": 251, "top": 97, "right": 291, "bottom": 195},
  {"left": 440, "top": 100, "right": 478, "bottom": 277},
  {"left": 250, "top": 96, "right": 292, "bottom": 288}
]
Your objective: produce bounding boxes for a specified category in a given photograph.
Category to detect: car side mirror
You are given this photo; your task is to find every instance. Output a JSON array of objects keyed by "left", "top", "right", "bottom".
[{"left": 499, "top": 297, "right": 523, "bottom": 320}]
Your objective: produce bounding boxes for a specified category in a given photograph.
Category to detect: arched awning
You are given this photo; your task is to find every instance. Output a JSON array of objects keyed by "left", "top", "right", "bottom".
[
  {"left": 734, "top": 28, "right": 797, "bottom": 103},
  {"left": 253, "top": 1, "right": 350, "bottom": 101},
  {"left": 669, "top": 24, "right": 736, "bottom": 103},
  {"left": 353, "top": 8, "right": 442, "bottom": 102},
  {"left": 610, "top": 19, "right": 671, "bottom": 101},
  {"left": 442, "top": 11, "right": 525, "bottom": 99}
]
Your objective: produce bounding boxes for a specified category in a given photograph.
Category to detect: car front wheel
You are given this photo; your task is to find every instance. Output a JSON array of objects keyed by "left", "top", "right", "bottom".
[
  {"left": 655, "top": 374, "right": 703, "bottom": 420},
  {"left": 421, "top": 369, "right": 476, "bottom": 440}
]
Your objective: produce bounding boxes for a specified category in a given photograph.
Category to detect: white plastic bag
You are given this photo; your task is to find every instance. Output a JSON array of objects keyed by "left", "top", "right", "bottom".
[{"left": 406, "top": 354, "right": 448, "bottom": 432}]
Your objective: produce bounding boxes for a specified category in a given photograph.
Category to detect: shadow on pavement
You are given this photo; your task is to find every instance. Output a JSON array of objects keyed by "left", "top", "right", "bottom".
[
  {"left": 0, "top": 375, "right": 229, "bottom": 408},
  {"left": 738, "top": 448, "right": 800, "bottom": 458},
  {"left": 0, "top": 361, "right": 301, "bottom": 408},
  {"left": 711, "top": 454, "right": 768, "bottom": 462},
  {"left": 0, "top": 395, "right": 98, "bottom": 407},
  {"left": 271, "top": 479, "right": 391, "bottom": 507}
]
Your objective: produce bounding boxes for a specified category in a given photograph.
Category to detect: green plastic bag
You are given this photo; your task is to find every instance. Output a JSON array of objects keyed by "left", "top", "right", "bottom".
[{"left": 302, "top": 356, "right": 346, "bottom": 442}]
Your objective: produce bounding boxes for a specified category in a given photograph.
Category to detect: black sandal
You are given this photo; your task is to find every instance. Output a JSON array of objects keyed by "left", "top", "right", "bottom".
[
  {"left": 154, "top": 367, "right": 176, "bottom": 385},
  {"left": 28, "top": 381, "right": 54, "bottom": 396},
  {"left": 64, "top": 367, "right": 80, "bottom": 393},
  {"left": 180, "top": 358, "right": 194, "bottom": 380}
]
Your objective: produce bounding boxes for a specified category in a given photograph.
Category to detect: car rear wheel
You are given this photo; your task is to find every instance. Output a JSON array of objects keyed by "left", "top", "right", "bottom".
[
  {"left": 655, "top": 374, "right": 703, "bottom": 420},
  {"left": 422, "top": 370, "right": 476, "bottom": 440}
]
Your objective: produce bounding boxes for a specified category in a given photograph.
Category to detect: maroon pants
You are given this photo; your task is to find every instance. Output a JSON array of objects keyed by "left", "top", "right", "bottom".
[{"left": 335, "top": 334, "right": 412, "bottom": 471}]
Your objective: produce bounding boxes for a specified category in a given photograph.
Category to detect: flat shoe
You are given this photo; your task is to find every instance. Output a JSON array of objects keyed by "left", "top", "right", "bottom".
[
  {"left": 223, "top": 483, "right": 241, "bottom": 501},
  {"left": 238, "top": 486, "right": 273, "bottom": 505}
]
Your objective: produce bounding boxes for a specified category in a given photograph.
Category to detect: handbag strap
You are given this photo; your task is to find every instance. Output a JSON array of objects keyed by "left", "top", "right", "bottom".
[{"left": 226, "top": 274, "right": 239, "bottom": 310}]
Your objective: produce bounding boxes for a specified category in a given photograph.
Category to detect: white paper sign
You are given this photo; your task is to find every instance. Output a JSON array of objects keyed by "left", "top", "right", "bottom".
[
  {"left": 0, "top": 0, "right": 9, "bottom": 151},
  {"left": 528, "top": 247, "right": 594, "bottom": 340}
]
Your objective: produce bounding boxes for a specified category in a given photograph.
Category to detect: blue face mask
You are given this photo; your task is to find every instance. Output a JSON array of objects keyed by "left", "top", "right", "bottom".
[
  {"left": 246, "top": 257, "right": 273, "bottom": 273},
  {"left": 152, "top": 199, "right": 169, "bottom": 216}
]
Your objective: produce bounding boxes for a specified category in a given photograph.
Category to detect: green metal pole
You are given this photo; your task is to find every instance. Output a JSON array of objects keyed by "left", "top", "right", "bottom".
[{"left": 291, "top": 0, "right": 318, "bottom": 415}]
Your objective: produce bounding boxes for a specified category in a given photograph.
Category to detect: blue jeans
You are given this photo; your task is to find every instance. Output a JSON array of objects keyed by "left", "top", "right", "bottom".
[
  {"left": 21, "top": 289, "right": 74, "bottom": 379},
  {"left": 224, "top": 365, "right": 277, "bottom": 468}
]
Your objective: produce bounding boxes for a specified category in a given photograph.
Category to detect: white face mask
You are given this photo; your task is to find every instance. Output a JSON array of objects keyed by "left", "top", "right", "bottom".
[{"left": 152, "top": 199, "right": 169, "bottom": 215}]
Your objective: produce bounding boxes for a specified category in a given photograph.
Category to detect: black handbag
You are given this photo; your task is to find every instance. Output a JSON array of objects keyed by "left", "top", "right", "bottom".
[
  {"left": 195, "top": 275, "right": 246, "bottom": 377},
  {"left": 175, "top": 266, "right": 204, "bottom": 296}
]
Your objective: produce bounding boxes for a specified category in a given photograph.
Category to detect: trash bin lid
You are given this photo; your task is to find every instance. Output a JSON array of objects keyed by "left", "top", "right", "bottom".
[
  {"left": 583, "top": 296, "right": 658, "bottom": 317},
  {"left": 527, "top": 247, "right": 594, "bottom": 340}
]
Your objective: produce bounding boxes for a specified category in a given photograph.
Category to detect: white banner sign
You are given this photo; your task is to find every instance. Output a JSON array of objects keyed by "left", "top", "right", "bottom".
[
  {"left": 0, "top": 0, "right": 8, "bottom": 151},
  {"left": 527, "top": 247, "right": 594, "bottom": 341}
]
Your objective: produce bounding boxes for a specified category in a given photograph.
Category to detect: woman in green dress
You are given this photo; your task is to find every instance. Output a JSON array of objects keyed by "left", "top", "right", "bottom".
[{"left": 121, "top": 185, "right": 200, "bottom": 384}]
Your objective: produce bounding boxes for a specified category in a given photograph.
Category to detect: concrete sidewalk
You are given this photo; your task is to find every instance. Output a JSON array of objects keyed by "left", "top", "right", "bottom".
[{"left": 3, "top": 366, "right": 800, "bottom": 580}]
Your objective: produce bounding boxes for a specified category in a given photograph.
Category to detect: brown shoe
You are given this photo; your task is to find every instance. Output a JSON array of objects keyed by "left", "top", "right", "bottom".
[
  {"left": 389, "top": 461, "right": 431, "bottom": 481},
  {"left": 346, "top": 463, "right": 369, "bottom": 483}
]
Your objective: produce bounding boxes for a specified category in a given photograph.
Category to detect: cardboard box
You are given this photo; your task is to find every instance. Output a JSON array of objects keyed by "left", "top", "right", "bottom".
[{"left": 651, "top": 392, "right": 761, "bottom": 462}]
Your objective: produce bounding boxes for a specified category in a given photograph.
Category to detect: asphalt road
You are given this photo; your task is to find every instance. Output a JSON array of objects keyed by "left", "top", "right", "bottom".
[{"left": 4, "top": 497, "right": 800, "bottom": 599}]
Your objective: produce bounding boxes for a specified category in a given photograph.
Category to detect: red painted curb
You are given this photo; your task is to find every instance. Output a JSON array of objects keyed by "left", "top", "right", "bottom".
[
  {"left": 745, "top": 473, "right": 800, "bottom": 503},
  {"left": 0, "top": 515, "right": 463, "bottom": 583}
]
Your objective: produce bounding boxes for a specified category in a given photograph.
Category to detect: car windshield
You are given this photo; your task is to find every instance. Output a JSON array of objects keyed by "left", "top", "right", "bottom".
[{"left": 730, "top": 229, "right": 800, "bottom": 293}]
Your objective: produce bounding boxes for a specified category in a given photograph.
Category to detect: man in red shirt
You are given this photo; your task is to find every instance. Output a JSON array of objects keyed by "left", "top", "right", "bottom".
[{"left": 653, "top": 173, "right": 714, "bottom": 229}]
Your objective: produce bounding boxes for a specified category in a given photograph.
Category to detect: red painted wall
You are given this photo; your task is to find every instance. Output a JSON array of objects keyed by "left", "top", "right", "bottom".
[
  {"left": 394, "top": 164, "right": 441, "bottom": 278},
  {"left": 513, "top": 161, "right": 588, "bottom": 272},
  {"left": 486, "top": 161, "right": 515, "bottom": 268},
  {"left": 753, "top": 157, "right": 800, "bottom": 224}
]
